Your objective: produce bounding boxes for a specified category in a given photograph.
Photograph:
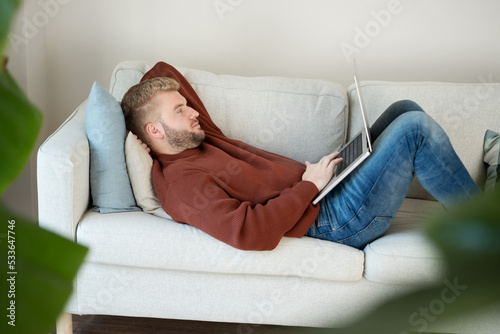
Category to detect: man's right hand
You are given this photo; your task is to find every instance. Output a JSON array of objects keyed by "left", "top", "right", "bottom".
[
  {"left": 130, "top": 132, "right": 151, "bottom": 153},
  {"left": 302, "top": 152, "right": 343, "bottom": 192}
]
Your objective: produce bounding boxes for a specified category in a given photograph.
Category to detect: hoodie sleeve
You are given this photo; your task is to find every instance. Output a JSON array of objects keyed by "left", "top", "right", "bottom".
[{"left": 152, "top": 161, "right": 319, "bottom": 251}]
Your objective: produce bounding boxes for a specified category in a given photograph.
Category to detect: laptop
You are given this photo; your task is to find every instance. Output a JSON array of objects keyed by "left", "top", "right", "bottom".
[{"left": 312, "top": 59, "right": 373, "bottom": 205}]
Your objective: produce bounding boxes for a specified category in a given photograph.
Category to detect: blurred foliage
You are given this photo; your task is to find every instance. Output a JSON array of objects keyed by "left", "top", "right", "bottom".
[
  {"left": 261, "top": 190, "right": 500, "bottom": 334},
  {"left": 0, "top": 1, "right": 87, "bottom": 333}
]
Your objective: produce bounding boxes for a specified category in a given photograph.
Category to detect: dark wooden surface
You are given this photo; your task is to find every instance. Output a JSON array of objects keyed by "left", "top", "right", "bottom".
[
  {"left": 47, "top": 314, "right": 438, "bottom": 333},
  {"left": 50, "top": 314, "right": 287, "bottom": 334}
]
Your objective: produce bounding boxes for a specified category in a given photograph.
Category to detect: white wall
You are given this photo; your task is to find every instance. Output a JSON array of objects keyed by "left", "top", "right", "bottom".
[{"left": 4, "top": 0, "right": 500, "bottom": 220}]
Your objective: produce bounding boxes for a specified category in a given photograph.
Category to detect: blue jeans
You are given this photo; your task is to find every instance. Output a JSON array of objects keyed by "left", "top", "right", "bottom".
[{"left": 306, "top": 100, "right": 480, "bottom": 249}]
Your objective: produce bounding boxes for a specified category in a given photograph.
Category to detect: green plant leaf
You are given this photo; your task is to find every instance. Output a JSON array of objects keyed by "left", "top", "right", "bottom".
[
  {"left": 0, "top": 3, "right": 88, "bottom": 334},
  {"left": 1, "top": 203, "right": 88, "bottom": 334},
  {"left": 0, "top": 0, "right": 20, "bottom": 53},
  {"left": 425, "top": 189, "right": 500, "bottom": 299},
  {"left": 0, "top": 69, "right": 43, "bottom": 195}
]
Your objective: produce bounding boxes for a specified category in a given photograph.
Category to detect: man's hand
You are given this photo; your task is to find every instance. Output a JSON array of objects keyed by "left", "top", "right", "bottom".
[
  {"left": 130, "top": 132, "right": 151, "bottom": 153},
  {"left": 302, "top": 152, "right": 343, "bottom": 192}
]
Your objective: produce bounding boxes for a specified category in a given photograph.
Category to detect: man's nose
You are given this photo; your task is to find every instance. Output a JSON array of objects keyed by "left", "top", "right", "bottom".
[{"left": 189, "top": 108, "right": 199, "bottom": 119}]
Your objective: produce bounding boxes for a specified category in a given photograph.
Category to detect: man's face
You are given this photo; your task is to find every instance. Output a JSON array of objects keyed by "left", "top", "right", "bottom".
[{"left": 153, "top": 90, "right": 205, "bottom": 152}]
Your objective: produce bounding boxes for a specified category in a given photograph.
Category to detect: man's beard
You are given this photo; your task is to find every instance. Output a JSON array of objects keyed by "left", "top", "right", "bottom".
[{"left": 160, "top": 120, "right": 205, "bottom": 152}]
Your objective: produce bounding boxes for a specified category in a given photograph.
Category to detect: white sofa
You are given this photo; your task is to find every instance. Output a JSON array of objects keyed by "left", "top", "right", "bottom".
[{"left": 38, "top": 61, "right": 500, "bottom": 333}]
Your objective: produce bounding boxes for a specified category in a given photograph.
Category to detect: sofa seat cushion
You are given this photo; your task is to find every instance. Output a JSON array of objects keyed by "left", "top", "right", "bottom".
[
  {"left": 364, "top": 230, "right": 445, "bottom": 285},
  {"left": 77, "top": 210, "right": 364, "bottom": 282},
  {"left": 110, "top": 61, "right": 348, "bottom": 164},
  {"left": 364, "top": 199, "right": 446, "bottom": 285}
]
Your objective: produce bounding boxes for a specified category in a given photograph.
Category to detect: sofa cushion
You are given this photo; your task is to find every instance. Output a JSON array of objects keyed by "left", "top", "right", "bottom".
[
  {"left": 77, "top": 210, "right": 364, "bottom": 282},
  {"left": 348, "top": 81, "right": 500, "bottom": 200},
  {"left": 364, "top": 229, "right": 445, "bottom": 285},
  {"left": 110, "top": 61, "right": 348, "bottom": 164},
  {"left": 84, "top": 82, "right": 140, "bottom": 213},
  {"left": 483, "top": 129, "right": 500, "bottom": 193},
  {"left": 124, "top": 131, "right": 171, "bottom": 219},
  {"left": 363, "top": 198, "right": 446, "bottom": 285},
  {"left": 182, "top": 69, "right": 348, "bottom": 164}
]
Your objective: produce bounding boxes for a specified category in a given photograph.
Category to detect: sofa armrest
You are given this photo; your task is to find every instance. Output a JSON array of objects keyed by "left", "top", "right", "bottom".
[{"left": 37, "top": 101, "right": 90, "bottom": 241}]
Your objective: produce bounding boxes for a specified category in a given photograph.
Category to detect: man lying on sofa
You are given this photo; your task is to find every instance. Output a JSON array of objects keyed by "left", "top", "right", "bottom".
[{"left": 120, "top": 62, "right": 479, "bottom": 251}]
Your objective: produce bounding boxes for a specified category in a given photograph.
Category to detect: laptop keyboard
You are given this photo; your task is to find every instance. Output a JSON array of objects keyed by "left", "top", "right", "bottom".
[{"left": 336, "top": 133, "right": 362, "bottom": 175}]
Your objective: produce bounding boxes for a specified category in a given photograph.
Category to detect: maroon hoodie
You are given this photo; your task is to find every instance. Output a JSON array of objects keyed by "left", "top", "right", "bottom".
[{"left": 143, "top": 62, "right": 319, "bottom": 251}]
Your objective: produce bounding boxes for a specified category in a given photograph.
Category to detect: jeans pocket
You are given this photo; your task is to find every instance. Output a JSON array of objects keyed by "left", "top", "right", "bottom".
[
  {"left": 338, "top": 216, "right": 393, "bottom": 249},
  {"left": 315, "top": 212, "right": 335, "bottom": 235}
]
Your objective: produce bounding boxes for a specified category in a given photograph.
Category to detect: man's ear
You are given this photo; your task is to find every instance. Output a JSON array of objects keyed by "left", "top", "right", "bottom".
[{"left": 145, "top": 122, "right": 164, "bottom": 139}]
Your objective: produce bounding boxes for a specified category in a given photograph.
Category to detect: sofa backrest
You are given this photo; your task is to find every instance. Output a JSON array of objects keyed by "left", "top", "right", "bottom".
[
  {"left": 348, "top": 81, "right": 500, "bottom": 198},
  {"left": 110, "top": 61, "right": 499, "bottom": 200},
  {"left": 110, "top": 61, "right": 348, "bottom": 164}
]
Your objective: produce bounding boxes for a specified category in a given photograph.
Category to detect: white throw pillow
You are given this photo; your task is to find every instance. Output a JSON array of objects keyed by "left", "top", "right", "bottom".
[{"left": 124, "top": 132, "right": 172, "bottom": 219}]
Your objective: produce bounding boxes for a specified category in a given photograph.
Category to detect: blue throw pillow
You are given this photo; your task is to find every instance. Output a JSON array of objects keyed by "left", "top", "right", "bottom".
[
  {"left": 483, "top": 129, "right": 500, "bottom": 193},
  {"left": 85, "top": 81, "right": 140, "bottom": 213}
]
